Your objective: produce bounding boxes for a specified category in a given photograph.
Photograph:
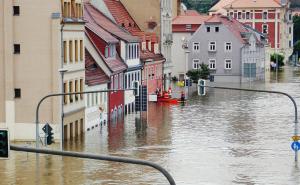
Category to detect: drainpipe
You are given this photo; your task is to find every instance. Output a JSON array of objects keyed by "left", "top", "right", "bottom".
[{"left": 60, "top": 20, "right": 65, "bottom": 150}]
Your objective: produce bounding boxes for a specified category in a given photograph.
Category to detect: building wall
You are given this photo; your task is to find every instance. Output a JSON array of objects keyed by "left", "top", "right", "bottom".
[
  {"left": 85, "top": 84, "right": 108, "bottom": 131},
  {"left": 0, "top": 0, "right": 85, "bottom": 140},
  {"left": 171, "top": 32, "right": 192, "bottom": 79},
  {"left": 142, "top": 61, "right": 164, "bottom": 94},
  {"left": 108, "top": 73, "right": 124, "bottom": 120},
  {"left": 0, "top": 1, "right": 5, "bottom": 123},
  {"left": 188, "top": 24, "right": 242, "bottom": 81},
  {"left": 227, "top": 6, "right": 293, "bottom": 61}
]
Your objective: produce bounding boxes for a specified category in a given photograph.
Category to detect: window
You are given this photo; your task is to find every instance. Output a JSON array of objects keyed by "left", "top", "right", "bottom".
[
  {"left": 262, "top": 24, "right": 268, "bottom": 34},
  {"left": 64, "top": 82, "right": 67, "bottom": 104},
  {"left": 238, "top": 12, "right": 242, "bottom": 19},
  {"left": 209, "top": 59, "right": 216, "bottom": 69},
  {"left": 244, "top": 63, "right": 256, "bottom": 77},
  {"left": 289, "top": 13, "right": 292, "bottom": 21},
  {"left": 193, "top": 59, "right": 200, "bottom": 69},
  {"left": 186, "top": 24, "right": 192, "bottom": 30},
  {"left": 225, "top": 42, "right": 232, "bottom": 52},
  {"left": 193, "top": 42, "right": 200, "bottom": 51},
  {"left": 14, "top": 88, "right": 21, "bottom": 98},
  {"left": 209, "top": 41, "right": 216, "bottom": 51},
  {"left": 246, "top": 12, "right": 250, "bottom": 19},
  {"left": 13, "top": 6, "right": 20, "bottom": 16},
  {"left": 14, "top": 44, "right": 20, "bottom": 54},
  {"left": 63, "top": 41, "right": 67, "bottom": 63},
  {"left": 69, "top": 40, "right": 73, "bottom": 63},
  {"left": 206, "top": 27, "right": 210, "bottom": 32},
  {"left": 80, "top": 79, "right": 83, "bottom": 99},
  {"left": 69, "top": 81, "right": 73, "bottom": 103},
  {"left": 63, "top": 2, "right": 68, "bottom": 17},
  {"left": 263, "top": 12, "right": 268, "bottom": 20},
  {"left": 75, "top": 80, "right": 78, "bottom": 101},
  {"left": 289, "top": 27, "right": 292, "bottom": 34},
  {"left": 289, "top": 40, "right": 292, "bottom": 48},
  {"left": 225, "top": 59, "right": 232, "bottom": 69},
  {"left": 75, "top": 40, "right": 78, "bottom": 62},
  {"left": 71, "top": 0, "right": 75, "bottom": 17},
  {"left": 110, "top": 44, "right": 116, "bottom": 58},
  {"left": 215, "top": 27, "right": 219, "bottom": 32},
  {"left": 80, "top": 40, "right": 83, "bottom": 61},
  {"left": 105, "top": 46, "right": 109, "bottom": 58}
]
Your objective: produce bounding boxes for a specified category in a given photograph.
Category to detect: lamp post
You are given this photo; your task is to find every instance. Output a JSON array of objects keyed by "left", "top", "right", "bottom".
[{"left": 58, "top": 68, "right": 68, "bottom": 151}]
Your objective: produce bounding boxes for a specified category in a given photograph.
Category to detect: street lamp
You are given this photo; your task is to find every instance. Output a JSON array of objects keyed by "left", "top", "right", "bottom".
[{"left": 58, "top": 68, "right": 68, "bottom": 151}]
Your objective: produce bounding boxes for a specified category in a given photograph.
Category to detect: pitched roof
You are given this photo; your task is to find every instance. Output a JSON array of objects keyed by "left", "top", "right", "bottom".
[
  {"left": 84, "top": 2, "right": 140, "bottom": 43},
  {"left": 84, "top": 7, "right": 118, "bottom": 44},
  {"left": 204, "top": 15, "right": 249, "bottom": 43},
  {"left": 140, "top": 50, "right": 164, "bottom": 61},
  {"left": 183, "top": 10, "right": 201, "bottom": 16},
  {"left": 172, "top": 14, "right": 211, "bottom": 25},
  {"left": 224, "top": 0, "right": 282, "bottom": 9},
  {"left": 85, "top": 49, "right": 110, "bottom": 86},
  {"left": 102, "top": 0, "right": 163, "bottom": 62},
  {"left": 85, "top": 31, "right": 127, "bottom": 74},
  {"left": 210, "top": 0, "right": 235, "bottom": 13}
]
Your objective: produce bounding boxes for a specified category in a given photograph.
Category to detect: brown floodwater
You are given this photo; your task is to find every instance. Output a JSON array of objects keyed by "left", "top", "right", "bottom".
[{"left": 2, "top": 66, "right": 300, "bottom": 185}]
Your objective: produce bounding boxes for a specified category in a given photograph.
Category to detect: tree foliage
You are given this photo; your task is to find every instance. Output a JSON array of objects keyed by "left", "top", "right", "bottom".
[
  {"left": 294, "top": 40, "right": 300, "bottom": 53},
  {"left": 186, "top": 63, "right": 210, "bottom": 82},
  {"left": 294, "top": 16, "right": 300, "bottom": 43},
  {"left": 181, "top": 0, "right": 219, "bottom": 13},
  {"left": 270, "top": 53, "right": 285, "bottom": 69}
]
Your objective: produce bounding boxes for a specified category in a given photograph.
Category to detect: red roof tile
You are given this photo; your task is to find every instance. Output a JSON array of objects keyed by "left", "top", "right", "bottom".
[
  {"left": 172, "top": 14, "right": 211, "bottom": 25},
  {"left": 103, "top": 0, "right": 162, "bottom": 62},
  {"left": 85, "top": 50, "right": 110, "bottom": 86},
  {"left": 85, "top": 31, "right": 127, "bottom": 74},
  {"left": 84, "top": 3, "right": 140, "bottom": 43},
  {"left": 140, "top": 50, "right": 164, "bottom": 61},
  {"left": 84, "top": 8, "right": 118, "bottom": 44}
]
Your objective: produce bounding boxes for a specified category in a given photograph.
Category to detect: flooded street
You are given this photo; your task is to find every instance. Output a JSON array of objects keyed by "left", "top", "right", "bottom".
[{"left": 2, "top": 67, "right": 300, "bottom": 185}]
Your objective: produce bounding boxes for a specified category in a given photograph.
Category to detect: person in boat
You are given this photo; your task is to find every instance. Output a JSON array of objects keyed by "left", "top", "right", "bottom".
[
  {"left": 168, "top": 87, "right": 172, "bottom": 98},
  {"left": 156, "top": 88, "right": 160, "bottom": 96},
  {"left": 180, "top": 91, "right": 185, "bottom": 102}
]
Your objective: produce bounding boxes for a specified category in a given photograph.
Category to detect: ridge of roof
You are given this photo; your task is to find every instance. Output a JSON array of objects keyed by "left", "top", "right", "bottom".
[
  {"left": 84, "top": 2, "right": 140, "bottom": 43},
  {"left": 84, "top": 5, "right": 119, "bottom": 44}
]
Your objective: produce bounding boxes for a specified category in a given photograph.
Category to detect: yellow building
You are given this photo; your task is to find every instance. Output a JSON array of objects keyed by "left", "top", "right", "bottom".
[{"left": 0, "top": 0, "right": 85, "bottom": 141}]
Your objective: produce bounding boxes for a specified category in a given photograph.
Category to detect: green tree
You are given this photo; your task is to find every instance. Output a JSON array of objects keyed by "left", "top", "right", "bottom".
[
  {"left": 294, "top": 16, "right": 300, "bottom": 42},
  {"left": 270, "top": 53, "right": 285, "bottom": 69},
  {"left": 294, "top": 40, "right": 300, "bottom": 53},
  {"left": 186, "top": 63, "right": 210, "bottom": 82}
]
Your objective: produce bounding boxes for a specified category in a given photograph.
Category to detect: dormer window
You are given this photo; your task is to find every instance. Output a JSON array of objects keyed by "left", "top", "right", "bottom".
[{"left": 105, "top": 44, "right": 116, "bottom": 58}]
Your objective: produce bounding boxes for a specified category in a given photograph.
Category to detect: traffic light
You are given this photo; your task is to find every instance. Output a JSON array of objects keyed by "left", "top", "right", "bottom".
[
  {"left": 132, "top": 81, "right": 140, "bottom": 96},
  {"left": 0, "top": 129, "right": 9, "bottom": 159},
  {"left": 42, "top": 123, "right": 54, "bottom": 145},
  {"left": 198, "top": 79, "right": 206, "bottom": 96}
]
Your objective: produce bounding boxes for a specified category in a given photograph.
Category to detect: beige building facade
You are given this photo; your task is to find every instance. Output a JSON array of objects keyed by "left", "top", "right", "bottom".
[
  {"left": 0, "top": 0, "right": 85, "bottom": 141},
  {"left": 120, "top": 0, "right": 181, "bottom": 89}
]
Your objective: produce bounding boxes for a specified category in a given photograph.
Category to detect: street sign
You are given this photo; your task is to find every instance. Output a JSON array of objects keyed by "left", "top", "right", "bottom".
[
  {"left": 291, "top": 141, "right": 300, "bottom": 151},
  {"left": 292, "top": 136, "right": 300, "bottom": 141}
]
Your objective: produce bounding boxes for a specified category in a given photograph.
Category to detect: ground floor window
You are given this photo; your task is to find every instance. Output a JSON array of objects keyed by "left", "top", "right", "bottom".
[{"left": 244, "top": 63, "right": 256, "bottom": 78}]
